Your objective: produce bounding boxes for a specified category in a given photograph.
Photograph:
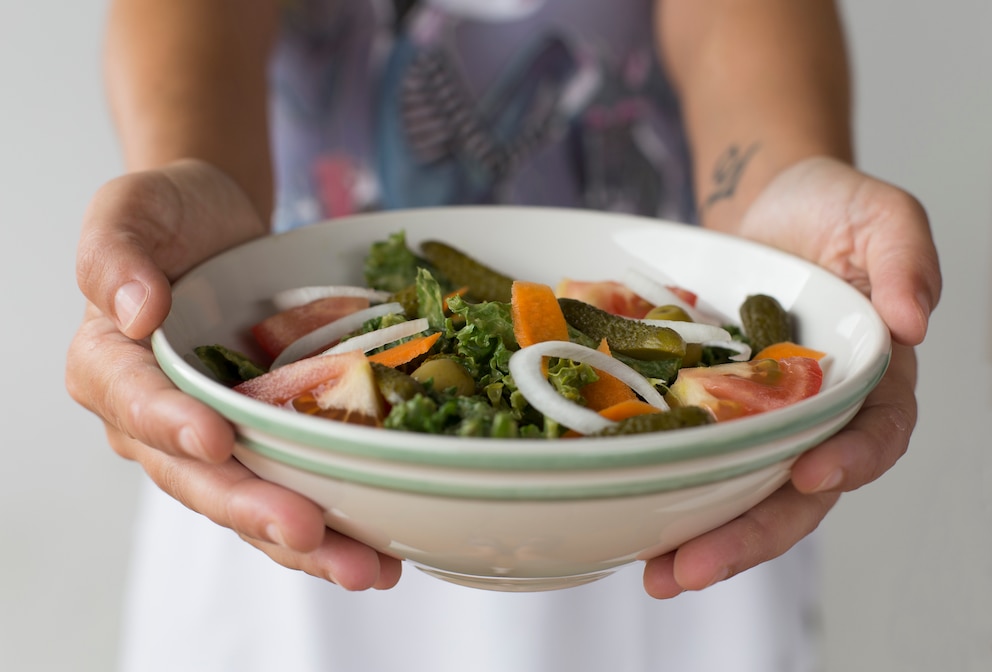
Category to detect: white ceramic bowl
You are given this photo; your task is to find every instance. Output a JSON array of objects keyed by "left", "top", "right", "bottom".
[{"left": 152, "top": 206, "right": 890, "bottom": 591}]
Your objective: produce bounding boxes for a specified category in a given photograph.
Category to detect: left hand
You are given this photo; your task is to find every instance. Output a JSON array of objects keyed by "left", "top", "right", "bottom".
[{"left": 643, "top": 156, "right": 942, "bottom": 597}]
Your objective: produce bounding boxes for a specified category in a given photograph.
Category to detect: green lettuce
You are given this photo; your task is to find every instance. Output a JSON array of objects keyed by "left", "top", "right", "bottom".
[{"left": 363, "top": 230, "right": 422, "bottom": 293}]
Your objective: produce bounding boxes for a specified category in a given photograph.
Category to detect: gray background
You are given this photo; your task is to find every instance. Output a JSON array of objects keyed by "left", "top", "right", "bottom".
[{"left": 2, "top": 1, "right": 989, "bottom": 669}]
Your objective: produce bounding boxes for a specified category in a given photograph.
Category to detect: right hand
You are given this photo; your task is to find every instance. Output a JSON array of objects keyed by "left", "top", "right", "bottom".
[{"left": 67, "top": 159, "right": 403, "bottom": 590}]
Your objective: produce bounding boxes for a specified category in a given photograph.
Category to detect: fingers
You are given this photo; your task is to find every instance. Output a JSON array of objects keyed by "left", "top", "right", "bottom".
[
  {"left": 643, "top": 484, "right": 839, "bottom": 598},
  {"left": 244, "top": 534, "right": 404, "bottom": 591},
  {"left": 126, "top": 431, "right": 401, "bottom": 590},
  {"left": 75, "top": 160, "right": 266, "bottom": 340},
  {"left": 69, "top": 308, "right": 403, "bottom": 590},
  {"left": 67, "top": 304, "right": 236, "bottom": 462},
  {"left": 642, "top": 344, "right": 918, "bottom": 599},
  {"left": 70, "top": 162, "right": 403, "bottom": 591},
  {"left": 790, "top": 343, "right": 918, "bottom": 495}
]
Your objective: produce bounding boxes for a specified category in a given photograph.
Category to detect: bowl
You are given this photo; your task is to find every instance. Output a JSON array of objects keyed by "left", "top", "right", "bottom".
[{"left": 151, "top": 206, "right": 890, "bottom": 592}]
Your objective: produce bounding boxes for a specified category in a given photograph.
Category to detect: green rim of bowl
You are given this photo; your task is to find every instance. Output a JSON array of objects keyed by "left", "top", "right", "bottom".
[
  {"left": 153, "top": 335, "right": 888, "bottom": 473},
  {"left": 236, "top": 429, "right": 818, "bottom": 500}
]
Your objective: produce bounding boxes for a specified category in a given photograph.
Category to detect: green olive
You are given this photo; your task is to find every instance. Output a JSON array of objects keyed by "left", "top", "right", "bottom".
[
  {"left": 643, "top": 305, "right": 702, "bottom": 365},
  {"left": 411, "top": 358, "right": 476, "bottom": 396},
  {"left": 644, "top": 305, "right": 692, "bottom": 322}
]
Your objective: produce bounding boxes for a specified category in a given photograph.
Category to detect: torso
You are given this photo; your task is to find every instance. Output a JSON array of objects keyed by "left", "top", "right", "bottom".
[{"left": 269, "top": 0, "right": 695, "bottom": 231}]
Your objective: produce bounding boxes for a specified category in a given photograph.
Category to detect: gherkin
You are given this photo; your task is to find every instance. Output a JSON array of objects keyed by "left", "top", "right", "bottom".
[
  {"left": 420, "top": 240, "right": 515, "bottom": 303},
  {"left": 739, "top": 294, "right": 792, "bottom": 354},
  {"left": 558, "top": 298, "right": 686, "bottom": 360},
  {"left": 591, "top": 406, "right": 714, "bottom": 437},
  {"left": 370, "top": 362, "right": 429, "bottom": 405}
]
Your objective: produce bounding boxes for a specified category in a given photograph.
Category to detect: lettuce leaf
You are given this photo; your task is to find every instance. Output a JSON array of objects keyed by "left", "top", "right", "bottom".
[
  {"left": 363, "top": 231, "right": 422, "bottom": 293},
  {"left": 193, "top": 344, "right": 266, "bottom": 385},
  {"left": 415, "top": 267, "right": 447, "bottom": 331}
]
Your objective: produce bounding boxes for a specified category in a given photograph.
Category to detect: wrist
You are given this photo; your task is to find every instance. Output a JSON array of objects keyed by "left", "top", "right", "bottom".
[{"left": 696, "top": 141, "right": 851, "bottom": 234}]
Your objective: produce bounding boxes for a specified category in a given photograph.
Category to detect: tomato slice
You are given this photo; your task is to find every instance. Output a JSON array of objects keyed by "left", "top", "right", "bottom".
[
  {"left": 555, "top": 279, "right": 654, "bottom": 318},
  {"left": 234, "top": 350, "right": 384, "bottom": 423},
  {"left": 666, "top": 285, "right": 698, "bottom": 308},
  {"left": 251, "top": 296, "right": 370, "bottom": 359},
  {"left": 667, "top": 356, "right": 823, "bottom": 422}
]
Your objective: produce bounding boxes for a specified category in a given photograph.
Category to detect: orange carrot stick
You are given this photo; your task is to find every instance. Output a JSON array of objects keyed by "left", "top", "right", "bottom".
[
  {"left": 581, "top": 338, "right": 638, "bottom": 411},
  {"left": 511, "top": 281, "right": 570, "bottom": 347},
  {"left": 367, "top": 332, "right": 441, "bottom": 367},
  {"left": 597, "top": 399, "right": 663, "bottom": 422},
  {"left": 753, "top": 341, "right": 827, "bottom": 361}
]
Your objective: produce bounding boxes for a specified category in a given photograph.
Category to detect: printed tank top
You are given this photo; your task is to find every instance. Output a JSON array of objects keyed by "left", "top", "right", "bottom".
[{"left": 268, "top": 0, "right": 695, "bottom": 232}]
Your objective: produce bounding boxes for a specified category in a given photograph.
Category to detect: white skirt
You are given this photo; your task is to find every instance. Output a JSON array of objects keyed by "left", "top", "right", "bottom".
[{"left": 119, "top": 478, "right": 820, "bottom": 672}]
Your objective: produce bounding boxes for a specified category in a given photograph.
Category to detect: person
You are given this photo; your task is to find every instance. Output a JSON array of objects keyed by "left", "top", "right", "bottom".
[{"left": 67, "top": 0, "right": 941, "bottom": 670}]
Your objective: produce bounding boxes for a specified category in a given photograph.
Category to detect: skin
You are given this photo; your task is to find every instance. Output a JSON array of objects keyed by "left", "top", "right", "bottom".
[{"left": 67, "top": 0, "right": 941, "bottom": 596}]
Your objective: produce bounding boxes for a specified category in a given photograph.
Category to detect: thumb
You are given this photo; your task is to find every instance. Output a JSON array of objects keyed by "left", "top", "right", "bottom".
[{"left": 76, "top": 159, "right": 267, "bottom": 339}]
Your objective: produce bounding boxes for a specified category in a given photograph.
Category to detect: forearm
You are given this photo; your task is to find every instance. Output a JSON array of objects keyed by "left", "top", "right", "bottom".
[
  {"left": 104, "top": 0, "right": 281, "bottom": 219},
  {"left": 657, "top": 0, "right": 852, "bottom": 232}
]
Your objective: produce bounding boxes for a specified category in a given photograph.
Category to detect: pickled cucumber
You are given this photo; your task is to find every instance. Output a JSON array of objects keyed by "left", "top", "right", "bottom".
[
  {"left": 558, "top": 298, "right": 686, "bottom": 360},
  {"left": 420, "top": 241, "right": 514, "bottom": 303},
  {"left": 371, "top": 361, "right": 428, "bottom": 405},
  {"left": 591, "top": 406, "right": 714, "bottom": 437},
  {"left": 739, "top": 294, "right": 792, "bottom": 354}
]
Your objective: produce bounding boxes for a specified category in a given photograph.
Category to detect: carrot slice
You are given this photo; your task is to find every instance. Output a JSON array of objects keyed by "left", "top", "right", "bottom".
[
  {"left": 597, "top": 399, "right": 663, "bottom": 422},
  {"left": 754, "top": 341, "right": 827, "bottom": 361},
  {"left": 367, "top": 332, "right": 441, "bottom": 368},
  {"left": 561, "top": 399, "right": 662, "bottom": 438},
  {"left": 581, "top": 338, "right": 638, "bottom": 411},
  {"left": 511, "top": 281, "right": 570, "bottom": 348}
]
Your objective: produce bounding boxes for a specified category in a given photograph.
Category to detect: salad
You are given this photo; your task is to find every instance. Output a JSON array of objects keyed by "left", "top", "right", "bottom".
[{"left": 194, "top": 232, "right": 826, "bottom": 439}]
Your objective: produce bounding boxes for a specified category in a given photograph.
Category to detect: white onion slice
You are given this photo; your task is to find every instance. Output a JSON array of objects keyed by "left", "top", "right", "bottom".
[
  {"left": 508, "top": 340, "right": 669, "bottom": 435},
  {"left": 639, "top": 319, "right": 732, "bottom": 344},
  {"left": 622, "top": 268, "right": 713, "bottom": 324},
  {"left": 272, "top": 285, "right": 393, "bottom": 311},
  {"left": 321, "top": 318, "right": 430, "bottom": 355},
  {"left": 270, "top": 302, "right": 404, "bottom": 369}
]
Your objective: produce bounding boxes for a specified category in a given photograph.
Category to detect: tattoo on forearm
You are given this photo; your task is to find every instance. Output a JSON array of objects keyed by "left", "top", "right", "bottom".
[{"left": 704, "top": 143, "right": 760, "bottom": 209}]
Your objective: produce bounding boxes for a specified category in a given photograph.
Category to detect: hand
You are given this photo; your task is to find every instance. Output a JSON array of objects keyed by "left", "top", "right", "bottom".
[
  {"left": 67, "top": 160, "right": 402, "bottom": 590},
  {"left": 642, "top": 156, "right": 941, "bottom": 597}
]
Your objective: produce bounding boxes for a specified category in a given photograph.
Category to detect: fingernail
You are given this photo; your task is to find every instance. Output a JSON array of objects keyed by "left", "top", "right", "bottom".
[
  {"left": 916, "top": 288, "right": 933, "bottom": 316},
  {"left": 178, "top": 425, "right": 208, "bottom": 460},
  {"left": 813, "top": 468, "right": 844, "bottom": 493},
  {"left": 265, "top": 523, "right": 288, "bottom": 548},
  {"left": 114, "top": 281, "right": 148, "bottom": 332}
]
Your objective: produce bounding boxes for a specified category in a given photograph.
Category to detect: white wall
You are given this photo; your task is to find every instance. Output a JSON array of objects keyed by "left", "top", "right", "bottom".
[
  {"left": 0, "top": 1, "right": 137, "bottom": 670},
  {"left": 1, "top": 1, "right": 988, "bottom": 670},
  {"left": 824, "top": 1, "right": 992, "bottom": 669}
]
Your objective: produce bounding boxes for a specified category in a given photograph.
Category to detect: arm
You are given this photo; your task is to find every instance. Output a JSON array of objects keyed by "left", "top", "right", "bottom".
[
  {"left": 644, "top": 0, "right": 941, "bottom": 598},
  {"left": 105, "top": 0, "right": 278, "bottom": 216},
  {"left": 68, "top": 0, "right": 402, "bottom": 590},
  {"left": 658, "top": 0, "right": 852, "bottom": 231}
]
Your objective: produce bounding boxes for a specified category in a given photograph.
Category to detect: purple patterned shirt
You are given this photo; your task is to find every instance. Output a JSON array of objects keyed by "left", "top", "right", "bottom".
[{"left": 268, "top": 0, "right": 695, "bottom": 231}]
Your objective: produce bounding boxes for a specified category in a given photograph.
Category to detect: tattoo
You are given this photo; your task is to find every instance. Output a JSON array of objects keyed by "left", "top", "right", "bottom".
[{"left": 704, "top": 143, "right": 760, "bottom": 209}]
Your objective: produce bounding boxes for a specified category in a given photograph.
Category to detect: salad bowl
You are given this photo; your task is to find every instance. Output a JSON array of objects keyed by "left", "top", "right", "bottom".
[{"left": 152, "top": 206, "right": 890, "bottom": 591}]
